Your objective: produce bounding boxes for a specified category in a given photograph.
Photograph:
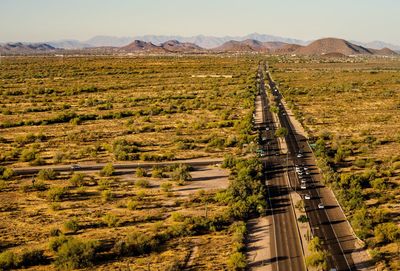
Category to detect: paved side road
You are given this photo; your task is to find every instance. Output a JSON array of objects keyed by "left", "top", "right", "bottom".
[{"left": 10, "top": 158, "right": 223, "bottom": 175}]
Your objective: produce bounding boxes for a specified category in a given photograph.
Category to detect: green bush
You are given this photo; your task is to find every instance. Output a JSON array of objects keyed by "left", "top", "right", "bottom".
[
  {"left": 100, "top": 163, "right": 114, "bottom": 177},
  {"left": 127, "top": 200, "right": 139, "bottom": 210},
  {"left": 69, "top": 173, "right": 85, "bottom": 187},
  {"left": 30, "top": 156, "right": 45, "bottom": 166},
  {"left": 151, "top": 166, "right": 165, "bottom": 178},
  {"left": 135, "top": 167, "right": 147, "bottom": 177},
  {"left": 161, "top": 182, "right": 173, "bottom": 192},
  {"left": 54, "top": 238, "right": 97, "bottom": 270},
  {"left": 98, "top": 179, "right": 112, "bottom": 190},
  {"left": 37, "top": 168, "right": 58, "bottom": 181},
  {"left": 20, "top": 249, "right": 46, "bottom": 267},
  {"left": 47, "top": 187, "right": 67, "bottom": 202},
  {"left": 0, "top": 251, "right": 19, "bottom": 270},
  {"left": 101, "top": 190, "right": 113, "bottom": 202},
  {"left": 135, "top": 179, "right": 150, "bottom": 188},
  {"left": 64, "top": 218, "right": 80, "bottom": 233},
  {"left": 102, "top": 213, "right": 120, "bottom": 227},
  {"left": 50, "top": 228, "right": 62, "bottom": 237},
  {"left": 0, "top": 249, "right": 46, "bottom": 270},
  {"left": 227, "top": 252, "right": 247, "bottom": 271},
  {"left": 0, "top": 167, "right": 14, "bottom": 180},
  {"left": 374, "top": 222, "right": 400, "bottom": 244},
  {"left": 49, "top": 236, "right": 70, "bottom": 253},
  {"left": 171, "top": 164, "right": 192, "bottom": 184},
  {"left": 112, "top": 231, "right": 159, "bottom": 257},
  {"left": 19, "top": 147, "right": 39, "bottom": 162}
]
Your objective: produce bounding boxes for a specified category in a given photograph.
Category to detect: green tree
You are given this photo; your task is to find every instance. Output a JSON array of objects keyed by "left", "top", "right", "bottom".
[
  {"left": 171, "top": 164, "right": 192, "bottom": 184},
  {"left": 274, "top": 127, "right": 288, "bottom": 138},
  {"left": 54, "top": 238, "right": 97, "bottom": 269},
  {"left": 100, "top": 163, "right": 114, "bottom": 177}
]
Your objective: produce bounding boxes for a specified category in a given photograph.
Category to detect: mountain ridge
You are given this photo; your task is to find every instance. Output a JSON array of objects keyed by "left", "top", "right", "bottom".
[{"left": 42, "top": 33, "right": 400, "bottom": 51}]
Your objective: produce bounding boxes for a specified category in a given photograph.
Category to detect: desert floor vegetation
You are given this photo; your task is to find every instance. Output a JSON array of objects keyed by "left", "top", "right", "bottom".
[{"left": 0, "top": 55, "right": 264, "bottom": 270}]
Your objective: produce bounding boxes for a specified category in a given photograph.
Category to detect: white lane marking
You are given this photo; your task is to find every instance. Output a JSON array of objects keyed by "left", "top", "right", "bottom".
[{"left": 316, "top": 187, "right": 352, "bottom": 270}]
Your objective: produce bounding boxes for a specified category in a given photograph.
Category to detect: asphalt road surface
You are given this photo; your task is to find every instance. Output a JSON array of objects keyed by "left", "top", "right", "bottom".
[
  {"left": 264, "top": 62, "right": 356, "bottom": 271},
  {"left": 11, "top": 158, "right": 223, "bottom": 176},
  {"left": 257, "top": 64, "right": 306, "bottom": 271}
]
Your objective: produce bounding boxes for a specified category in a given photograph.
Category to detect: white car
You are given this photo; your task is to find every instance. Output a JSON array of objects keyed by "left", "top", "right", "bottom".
[
  {"left": 266, "top": 127, "right": 270, "bottom": 131},
  {"left": 304, "top": 194, "right": 311, "bottom": 200},
  {"left": 318, "top": 203, "right": 325, "bottom": 209},
  {"left": 70, "top": 164, "right": 81, "bottom": 170},
  {"left": 300, "top": 184, "right": 307, "bottom": 190},
  {"left": 297, "top": 153, "right": 303, "bottom": 158}
]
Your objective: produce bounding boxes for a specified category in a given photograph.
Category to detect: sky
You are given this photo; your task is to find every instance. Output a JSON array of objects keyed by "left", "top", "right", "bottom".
[{"left": 1, "top": 0, "right": 400, "bottom": 45}]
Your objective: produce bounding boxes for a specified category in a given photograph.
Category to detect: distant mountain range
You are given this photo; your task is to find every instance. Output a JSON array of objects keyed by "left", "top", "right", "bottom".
[
  {"left": 44, "top": 33, "right": 307, "bottom": 49},
  {"left": 38, "top": 33, "right": 400, "bottom": 51},
  {"left": 1, "top": 37, "right": 398, "bottom": 57}
]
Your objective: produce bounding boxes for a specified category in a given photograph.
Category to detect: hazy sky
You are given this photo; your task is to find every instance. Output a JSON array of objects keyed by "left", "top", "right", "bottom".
[{"left": 1, "top": 0, "right": 399, "bottom": 44}]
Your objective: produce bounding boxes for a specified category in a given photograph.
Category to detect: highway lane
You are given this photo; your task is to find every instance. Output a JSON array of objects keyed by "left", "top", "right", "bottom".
[
  {"left": 264, "top": 63, "right": 355, "bottom": 271},
  {"left": 257, "top": 65, "right": 306, "bottom": 271}
]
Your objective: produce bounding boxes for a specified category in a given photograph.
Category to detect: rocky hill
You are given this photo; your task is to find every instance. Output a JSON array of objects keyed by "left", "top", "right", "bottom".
[{"left": 294, "top": 38, "right": 373, "bottom": 56}]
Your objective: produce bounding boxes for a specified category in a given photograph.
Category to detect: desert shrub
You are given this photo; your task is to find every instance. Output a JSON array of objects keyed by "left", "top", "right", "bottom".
[
  {"left": 101, "top": 190, "right": 113, "bottom": 202},
  {"left": 222, "top": 154, "right": 237, "bottom": 169},
  {"left": 305, "top": 237, "right": 329, "bottom": 270},
  {"left": 0, "top": 251, "right": 19, "bottom": 270},
  {"left": 53, "top": 152, "right": 64, "bottom": 163},
  {"left": 298, "top": 215, "right": 309, "bottom": 223},
  {"left": 63, "top": 218, "right": 80, "bottom": 233},
  {"left": 19, "top": 147, "right": 39, "bottom": 162},
  {"left": 49, "top": 236, "right": 70, "bottom": 253},
  {"left": 29, "top": 155, "right": 45, "bottom": 166},
  {"left": 50, "top": 228, "right": 62, "bottom": 237},
  {"left": 161, "top": 182, "right": 173, "bottom": 192},
  {"left": 98, "top": 179, "right": 112, "bottom": 190},
  {"left": 171, "top": 212, "right": 185, "bottom": 222},
  {"left": 69, "top": 173, "right": 85, "bottom": 187},
  {"left": 112, "top": 231, "right": 159, "bottom": 257},
  {"left": 370, "top": 178, "right": 388, "bottom": 191},
  {"left": 227, "top": 252, "right": 246, "bottom": 271},
  {"left": 274, "top": 127, "right": 288, "bottom": 138},
  {"left": 392, "top": 161, "right": 400, "bottom": 170},
  {"left": 0, "top": 180, "right": 7, "bottom": 191},
  {"left": 47, "top": 187, "right": 67, "bottom": 202},
  {"left": 0, "top": 249, "right": 46, "bottom": 270},
  {"left": 151, "top": 166, "right": 165, "bottom": 178},
  {"left": 171, "top": 164, "right": 192, "bottom": 184},
  {"left": 102, "top": 213, "right": 120, "bottom": 227},
  {"left": 20, "top": 249, "right": 46, "bottom": 267},
  {"left": 230, "top": 221, "right": 246, "bottom": 252},
  {"left": 305, "top": 251, "right": 329, "bottom": 270},
  {"left": 127, "top": 200, "right": 139, "bottom": 210},
  {"left": 100, "top": 163, "right": 114, "bottom": 177},
  {"left": 0, "top": 167, "right": 14, "bottom": 180},
  {"left": 54, "top": 238, "right": 97, "bottom": 270},
  {"left": 135, "top": 179, "right": 150, "bottom": 188},
  {"left": 37, "top": 168, "right": 58, "bottom": 181},
  {"left": 374, "top": 222, "right": 400, "bottom": 244},
  {"left": 226, "top": 158, "right": 266, "bottom": 219},
  {"left": 135, "top": 167, "right": 147, "bottom": 177}
]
